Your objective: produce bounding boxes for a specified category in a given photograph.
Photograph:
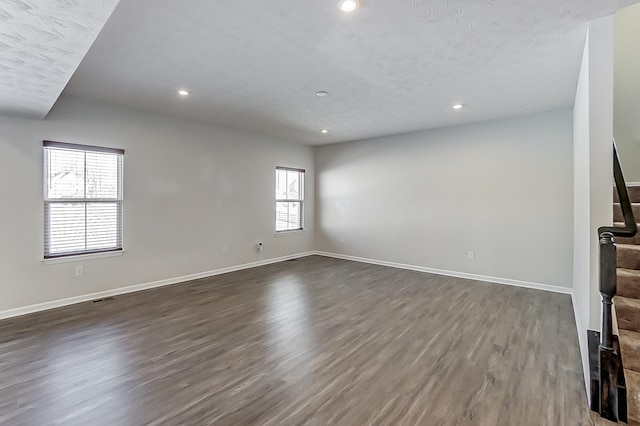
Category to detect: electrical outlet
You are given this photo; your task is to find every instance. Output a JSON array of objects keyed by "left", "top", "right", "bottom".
[
  {"left": 222, "top": 246, "right": 228, "bottom": 254},
  {"left": 75, "top": 265, "right": 84, "bottom": 276},
  {"left": 467, "top": 251, "right": 475, "bottom": 260}
]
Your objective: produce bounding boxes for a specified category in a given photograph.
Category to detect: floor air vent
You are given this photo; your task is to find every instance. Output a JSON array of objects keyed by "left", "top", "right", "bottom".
[{"left": 92, "top": 297, "right": 115, "bottom": 304}]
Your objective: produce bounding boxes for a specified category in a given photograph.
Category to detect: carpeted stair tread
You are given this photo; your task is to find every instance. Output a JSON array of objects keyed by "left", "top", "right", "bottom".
[
  {"left": 613, "top": 203, "right": 640, "bottom": 223},
  {"left": 627, "top": 369, "right": 640, "bottom": 424},
  {"left": 615, "top": 185, "right": 640, "bottom": 204},
  {"left": 613, "top": 223, "right": 640, "bottom": 245},
  {"left": 617, "top": 244, "right": 640, "bottom": 270},
  {"left": 615, "top": 295, "right": 640, "bottom": 333},
  {"left": 620, "top": 329, "right": 640, "bottom": 373},
  {"left": 618, "top": 269, "right": 640, "bottom": 299}
]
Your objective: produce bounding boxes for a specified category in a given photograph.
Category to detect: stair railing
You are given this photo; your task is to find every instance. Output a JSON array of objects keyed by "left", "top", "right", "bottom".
[{"left": 596, "top": 138, "right": 637, "bottom": 421}]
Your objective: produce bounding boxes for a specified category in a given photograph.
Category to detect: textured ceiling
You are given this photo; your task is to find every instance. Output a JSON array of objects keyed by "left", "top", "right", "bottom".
[
  {"left": 10, "top": 0, "right": 640, "bottom": 143},
  {"left": 0, "top": 0, "right": 120, "bottom": 118}
]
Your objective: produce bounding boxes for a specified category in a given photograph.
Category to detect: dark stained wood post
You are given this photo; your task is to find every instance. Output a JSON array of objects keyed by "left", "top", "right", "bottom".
[
  {"left": 600, "top": 232, "right": 616, "bottom": 351},
  {"left": 592, "top": 141, "right": 635, "bottom": 422},
  {"left": 599, "top": 231, "right": 618, "bottom": 421}
]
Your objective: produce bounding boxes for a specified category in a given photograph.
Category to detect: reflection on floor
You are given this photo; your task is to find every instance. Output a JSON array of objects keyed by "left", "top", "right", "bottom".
[{"left": 0, "top": 256, "right": 607, "bottom": 425}]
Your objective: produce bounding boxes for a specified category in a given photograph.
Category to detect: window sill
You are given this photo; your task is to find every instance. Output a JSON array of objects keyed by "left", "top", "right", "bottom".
[
  {"left": 275, "top": 230, "right": 305, "bottom": 237},
  {"left": 42, "top": 250, "right": 125, "bottom": 264}
]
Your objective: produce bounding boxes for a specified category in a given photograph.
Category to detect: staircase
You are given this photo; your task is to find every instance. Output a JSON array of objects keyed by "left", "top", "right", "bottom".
[{"left": 614, "top": 184, "right": 640, "bottom": 424}]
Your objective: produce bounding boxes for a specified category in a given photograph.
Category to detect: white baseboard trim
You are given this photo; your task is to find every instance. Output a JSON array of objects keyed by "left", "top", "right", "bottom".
[
  {"left": 1, "top": 250, "right": 573, "bottom": 320},
  {"left": 0, "top": 251, "right": 316, "bottom": 320},
  {"left": 314, "top": 251, "right": 573, "bottom": 295}
]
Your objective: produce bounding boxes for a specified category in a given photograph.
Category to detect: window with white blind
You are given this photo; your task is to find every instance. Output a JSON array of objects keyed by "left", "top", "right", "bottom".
[
  {"left": 43, "top": 141, "right": 124, "bottom": 259},
  {"left": 275, "top": 167, "right": 304, "bottom": 232}
]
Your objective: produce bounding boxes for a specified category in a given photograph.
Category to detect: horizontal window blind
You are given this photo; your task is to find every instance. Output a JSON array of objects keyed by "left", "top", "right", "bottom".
[
  {"left": 275, "top": 167, "right": 304, "bottom": 232},
  {"left": 44, "top": 141, "right": 124, "bottom": 258}
]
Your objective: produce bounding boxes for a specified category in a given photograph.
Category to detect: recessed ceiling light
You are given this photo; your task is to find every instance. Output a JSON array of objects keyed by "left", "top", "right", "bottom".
[
  {"left": 321, "top": 129, "right": 329, "bottom": 134},
  {"left": 316, "top": 91, "right": 328, "bottom": 97},
  {"left": 178, "top": 89, "right": 190, "bottom": 96},
  {"left": 452, "top": 104, "right": 464, "bottom": 110},
  {"left": 339, "top": 0, "right": 359, "bottom": 13}
]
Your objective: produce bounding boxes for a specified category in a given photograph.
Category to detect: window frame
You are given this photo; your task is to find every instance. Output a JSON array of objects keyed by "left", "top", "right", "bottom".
[
  {"left": 275, "top": 166, "right": 305, "bottom": 233},
  {"left": 43, "top": 140, "right": 124, "bottom": 259}
]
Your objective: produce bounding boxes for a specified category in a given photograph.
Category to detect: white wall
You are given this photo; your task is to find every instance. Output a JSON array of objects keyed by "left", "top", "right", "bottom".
[
  {"left": 0, "top": 96, "right": 314, "bottom": 314},
  {"left": 587, "top": 16, "right": 615, "bottom": 331},
  {"left": 614, "top": 3, "right": 640, "bottom": 181},
  {"left": 573, "top": 30, "right": 592, "bottom": 396},
  {"left": 315, "top": 110, "right": 574, "bottom": 289},
  {"left": 572, "top": 15, "right": 615, "bottom": 399}
]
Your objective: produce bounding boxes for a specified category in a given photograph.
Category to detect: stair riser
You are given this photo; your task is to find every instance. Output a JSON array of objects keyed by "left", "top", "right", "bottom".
[
  {"left": 619, "top": 331, "right": 640, "bottom": 373},
  {"left": 616, "top": 234, "right": 640, "bottom": 245},
  {"left": 614, "top": 186, "right": 640, "bottom": 204},
  {"left": 626, "top": 370, "right": 640, "bottom": 424},
  {"left": 618, "top": 248, "right": 640, "bottom": 270},
  {"left": 613, "top": 204, "right": 640, "bottom": 223},
  {"left": 616, "top": 303, "right": 640, "bottom": 333},
  {"left": 618, "top": 272, "right": 640, "bottom": 299}
]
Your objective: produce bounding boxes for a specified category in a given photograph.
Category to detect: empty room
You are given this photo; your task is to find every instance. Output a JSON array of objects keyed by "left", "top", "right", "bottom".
[{"left": 2, "top": 0, "right": 640, "bottom": 424}]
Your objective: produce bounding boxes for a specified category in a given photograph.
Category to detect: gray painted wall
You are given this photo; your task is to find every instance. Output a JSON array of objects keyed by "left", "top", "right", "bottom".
[
  {"left": 0, "top": 96, "right": 314, "bottom": 313},
  {"left": 315, "top": 110, "right": 574, "bottom": 289}
]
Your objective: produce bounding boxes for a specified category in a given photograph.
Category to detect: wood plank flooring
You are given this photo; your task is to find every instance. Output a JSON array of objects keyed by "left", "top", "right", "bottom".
[{"left": 0, "top": 256, "right": 611, "bottom": 425}]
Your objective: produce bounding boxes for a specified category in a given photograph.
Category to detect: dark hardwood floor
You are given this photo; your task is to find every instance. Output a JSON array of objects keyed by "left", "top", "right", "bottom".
[{"left": 0, "top": 256, "right": 609, "bottom": 425}]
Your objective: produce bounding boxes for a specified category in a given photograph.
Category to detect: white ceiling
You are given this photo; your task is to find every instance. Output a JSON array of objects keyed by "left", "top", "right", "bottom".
[
  {"left": 0, "top": 0, "right": 120, "bottom": 118},
  {"left": 5, "top": 0, "right": 639, "bottom": 144}
]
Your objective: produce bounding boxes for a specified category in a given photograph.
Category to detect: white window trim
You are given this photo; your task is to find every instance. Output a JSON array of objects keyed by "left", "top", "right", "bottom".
[
  {"left": 274, "top": 229, "right": 306, "bottom": 237},
  {"left": 42, "top": 249, "right": 125, "bottom": 264},
  {"left": 275, "top": 166, "right": 305, "bottom": 233},
  {"left": 43, "top": 140, "right": 124, "bottom": 260}
]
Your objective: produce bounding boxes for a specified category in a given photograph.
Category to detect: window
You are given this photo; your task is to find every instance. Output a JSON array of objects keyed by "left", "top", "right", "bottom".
[
  {"left": 43, "top": 141, "right": 124, "bottom": 259},
  {"left": 275, "top": 167, "right": 304, "bottom": 232}
]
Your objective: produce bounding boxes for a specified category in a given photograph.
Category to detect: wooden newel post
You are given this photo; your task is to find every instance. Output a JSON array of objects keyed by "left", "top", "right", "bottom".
[
  {"left": 599, "top": 231, "right": 619, "bottom": 421},
  {"left": 599, "top": 232, "right": 616, "bottom": 350},
  {"left": 590, "top": 142, "right": 633, "bottom": 421}
]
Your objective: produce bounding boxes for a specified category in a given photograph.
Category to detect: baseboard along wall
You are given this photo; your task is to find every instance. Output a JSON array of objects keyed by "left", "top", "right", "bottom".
[
  {"left": 315, "top": 251, "right": 572, "bottom": 295},
  {"left": 0, "top": 252, "right": 315, "bottom": 320},
  {"left": 0, "top": 250, "right": 572, "bottom": 320}
]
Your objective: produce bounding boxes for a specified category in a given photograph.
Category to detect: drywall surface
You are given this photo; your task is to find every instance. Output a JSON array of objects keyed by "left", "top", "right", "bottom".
[
  {"left": 587, "top": 16, "right": 615, "bottom": 331},
  {"left": 0, "top": 96, "right": 314, "bottom": 312},
  {"left": 315, "top": 110, "right": 573, "bottom": 289},
  {"left": 614, "top": 2, "right": 640, "bottom": 181},
  {"left": 573, "top": 29, "right": 592, "bottom": 398},
  {"left": 572, "top": 15, "right": 615, "bottom": 399}
]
